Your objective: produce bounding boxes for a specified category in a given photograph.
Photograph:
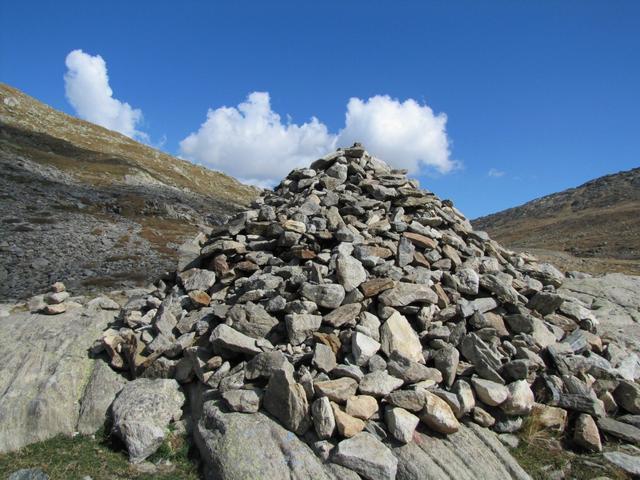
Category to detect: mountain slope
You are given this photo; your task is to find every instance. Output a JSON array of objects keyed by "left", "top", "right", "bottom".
[
  {"left": 473, "top": 167, "right": 640, "bottom": 275},
  {"left": 0, "top": 83, "right": 259, "bottom": 299}
]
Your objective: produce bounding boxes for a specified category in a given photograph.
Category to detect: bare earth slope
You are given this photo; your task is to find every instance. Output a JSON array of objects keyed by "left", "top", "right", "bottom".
[
  {"left": 473, "top": 168, "right": 640, "bottom": 275},
  {"left": 0, "top": 83, "right": 259, "bottom": 300}
]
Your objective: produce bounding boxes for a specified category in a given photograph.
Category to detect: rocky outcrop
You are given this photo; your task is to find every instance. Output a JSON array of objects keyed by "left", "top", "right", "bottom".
[
  {"left": 195, "top": 400, "right": 530, "bottom": 480},
  {"left": 394, "top": 422, "right": 530, "bottom": 480},
  {"left": 0, "top": 296, "right": 123, "bottom": 452}
]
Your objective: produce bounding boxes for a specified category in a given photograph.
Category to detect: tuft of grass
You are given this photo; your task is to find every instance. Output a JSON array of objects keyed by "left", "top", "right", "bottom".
[
  {"left": 512, "top": 416, "right": 630, "bottom": 480},
  {"left": 0, "top": 428, "right": 200, "bottom": 480}
]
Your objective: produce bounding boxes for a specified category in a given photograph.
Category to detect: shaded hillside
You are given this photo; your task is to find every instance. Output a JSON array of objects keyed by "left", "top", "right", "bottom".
[
  {"left": 473, "top": 168, "right": 640, "bottom": 275},
  {"left": 0, "top": 83, "right": 259, "bottom": 300}
]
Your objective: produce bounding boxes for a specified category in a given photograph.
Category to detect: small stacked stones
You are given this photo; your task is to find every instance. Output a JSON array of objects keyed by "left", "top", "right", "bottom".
[{"left": 101, "top": 144, "right": 640, "bottom": 453}]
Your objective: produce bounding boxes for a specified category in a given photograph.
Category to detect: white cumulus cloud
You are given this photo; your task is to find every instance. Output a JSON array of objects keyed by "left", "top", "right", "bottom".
[
  {"left": 337, "top": 95, "right": 455, "bottom": 174},
  {"left": 488, "top": 168, "right": 505, "bottom": 178},
  {"left": 179, "top": 92, "right": 336, "bottom": 185},
  {"left": 64, "top": 49, "right": 146, "bottom": 140},
  {"left": 180, "top": 92, "right": 456, "bottom": 186}
]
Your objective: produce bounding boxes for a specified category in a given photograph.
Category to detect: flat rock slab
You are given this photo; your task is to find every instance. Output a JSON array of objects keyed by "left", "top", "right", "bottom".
[
  {"left": 7, "top": 469, "right": 49, "bottom": 480},
  {"left": 560, "top": 274, "right": 640, "bottom": 351},
  {"left": 194, "top": 400, "right": 530, "bottom": 480},
  {"left": 603, "top": 451, "right": 640, "bottom": 476},
  {"left": 0, "top": 305, "right": 120, "bottom": 453},
  {"left": 394, "top": 422, "right": 531, "bottom": 480}
]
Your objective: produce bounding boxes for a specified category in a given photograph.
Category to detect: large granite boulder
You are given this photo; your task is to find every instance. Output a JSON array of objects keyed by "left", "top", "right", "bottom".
[
  {"left": 194, "top": 400, "right": 347, "bottom": 480},
  {"left": 111, "top": 378, "right": 185, "bottom": 463}
]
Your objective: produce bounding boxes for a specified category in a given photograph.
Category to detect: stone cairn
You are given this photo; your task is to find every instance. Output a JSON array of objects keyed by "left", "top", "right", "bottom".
[{"left": 101, "top": 144, "right": 640, "bottom": 460}]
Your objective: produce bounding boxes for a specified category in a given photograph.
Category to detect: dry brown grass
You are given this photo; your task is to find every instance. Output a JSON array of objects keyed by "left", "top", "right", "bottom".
[{"left": 0, "top": 83, "right": 259, "bottom": 207}]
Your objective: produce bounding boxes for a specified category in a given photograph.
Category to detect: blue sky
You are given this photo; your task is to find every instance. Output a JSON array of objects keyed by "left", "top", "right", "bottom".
[{"left": 1, "top": 1, "right": 639, "bottom": 218}]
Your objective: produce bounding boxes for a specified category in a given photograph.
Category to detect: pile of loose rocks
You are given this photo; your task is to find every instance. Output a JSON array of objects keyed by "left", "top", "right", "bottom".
[{"left": 100, "top": 144, "right": 640, "bottom": 466}]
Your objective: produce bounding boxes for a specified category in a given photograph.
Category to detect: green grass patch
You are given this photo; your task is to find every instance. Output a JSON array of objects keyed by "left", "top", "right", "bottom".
[
  {"left": 512, "top": 416, "right": 630, "bottom": 480},
  {"left": 0, "top": 429, "right": 200, "bottom": 480}
]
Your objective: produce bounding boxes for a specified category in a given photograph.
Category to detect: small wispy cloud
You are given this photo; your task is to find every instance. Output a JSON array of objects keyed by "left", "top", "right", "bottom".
[{"left": 488, "top": 168, "right": 505, "bottom": 178}]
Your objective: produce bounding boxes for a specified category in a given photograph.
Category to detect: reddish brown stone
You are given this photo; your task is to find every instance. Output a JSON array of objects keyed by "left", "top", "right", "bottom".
[
  {"left": 235, "top": 260, "right": 260, "bottom": 272},
  {"left": 189, "top": 290, "right": 211, "bottom": 307},
  {"left": 293, "top": 248, "right": 317, "bottom": 260},
  {"left": 211, "top": 254, "right": 230, "bottom": 275},
  {"left": 403, "top": 232, "right": 437, "bottom": 250},
  {"left": 433, "top": 283, "right": 450, "bottom": 307},
  {"left": 360, "top": 278, "right": 395, "bottom": 298},
  {"left": 314, "top": 332, "right": 342, "bottom": 354},
  {"left": 414, "top": 251, "right": 430, "bottom": 268}
]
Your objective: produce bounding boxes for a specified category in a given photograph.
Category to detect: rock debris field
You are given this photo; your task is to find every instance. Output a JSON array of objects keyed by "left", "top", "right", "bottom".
[{"left": 95, "top": 145, "right": 640, "bottom": 479}]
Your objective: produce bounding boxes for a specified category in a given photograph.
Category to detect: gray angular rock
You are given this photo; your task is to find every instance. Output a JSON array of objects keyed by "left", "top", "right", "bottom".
[
  {"left": 460, "top": 333, "right": 503, "bottom": 371},
  {"left": 419, "top": 390, "right": 460, "bottom": 434},
  {"left": 397, "top": 236, "right": 415, "bottom": 268},
  {"left": 597, "top": 417, "right": 640, "bottom": 444},
  {"left": 501, "top": 380, "right": 534, "bottom": 416},
  {"left": 332, "top": 432, "right": 398, "bottom": 480},
  {"left": 227, "top": 302, "right": 278, "bottom": 339},
  {"left": 573, "top": 413, "right": 601, "bottom": 452},
  {"left": 452, "top": 379, "right": 476, "bottom": 415},
  {"left": 380, "top": 311, "right": 425, "bottom": 363},
  {"left": 301, "top": 283, "right": 346, "bottom": 309},
  {"left": 432, "top": 347, "right": 459, "bottom": 388},
  {"left": 285, "top": 313, "right": 323, "bottom": 346},
  {"left": 352, "top": 332, "right": 381, "bottom": 366},
  {"left": 336, "top": 254, "right": 367, "bottom": 292},
  {"left": 178, "top": 267, "right": 217, "bottom": 292},
  {"left": 222, "top": 389, "right": 262, "bottom": 413},
  {"left": 472, "top": 377, "right": 510, "bottom": 406},
  {"left": 455, "top": 267, "right": 480, "bottom": 295},
  {"left": 527, "top": 291, "right": 564, "bottom": 315},
  {"left": 77, "top": 360, "right": 127, "bottom": 435},
  {"left": 8, "top": 469, "right": 49, "bottom": 480},
  {"left": 264, "top": 369, "right": 310, "bottom": 435},
  {"left": 359, "top": 370, "right": 404, "bottom": 397},
  {"left": 312, "top": 396, "right": 336, "bottom": 439},
  {"left": 379, "top": 282, "right": 438, "bottom": 306},
  {"left": 614, "top": 380, "right": 640, "bottom": 414},
  {"left": 480, "top": 274, "right": 520, "bottom": 304},
  {"left": 387, "top": 354, "right": 437, "bottom": 384},
  {"left": 210, "top": 324, "right": 261, "bottom": 355},
  {"left": 313, "top": 343, "right": 337, "bottom": 373},
  {"left": 385, "top": 406, "right": 419, "bottom": 443},
  {"left": 324, "top": 303, "right": 361, "bottom": 327},
  {"left": 315, "top": 377, "right": 359, "bottom": 403},
  {"left": 245, "top": 351, "right": 293, "bottom": 380}
]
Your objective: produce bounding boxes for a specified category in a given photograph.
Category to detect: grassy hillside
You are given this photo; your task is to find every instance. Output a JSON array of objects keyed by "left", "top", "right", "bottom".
[
  {"left": 473, "top": 168, "right": 640, "bottom": 275},
  {"left": 0, "top": 83, "right": 257, "bottom": 204}
]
